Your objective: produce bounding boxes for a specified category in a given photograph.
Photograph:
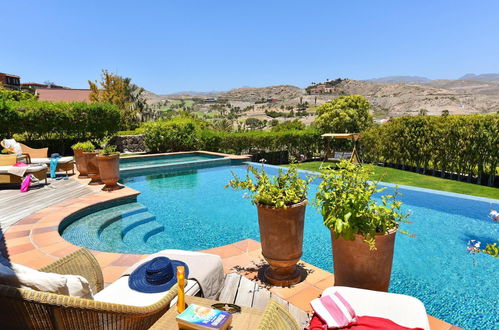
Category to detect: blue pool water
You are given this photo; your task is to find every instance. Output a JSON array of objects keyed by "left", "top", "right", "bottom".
[
  {"left": 119, "top": 153, "right": 223, "bottom": 169},
  {"left": 62, "top": 164, "right": 499, "bottom": 329}
]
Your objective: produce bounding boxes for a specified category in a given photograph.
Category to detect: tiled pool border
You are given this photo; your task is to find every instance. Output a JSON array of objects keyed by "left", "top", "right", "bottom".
[{"left": 2, "top": 154, "right": 461, "bottom": 329}]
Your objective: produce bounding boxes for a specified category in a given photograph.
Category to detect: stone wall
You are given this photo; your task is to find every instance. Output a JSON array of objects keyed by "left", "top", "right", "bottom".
[{"left": 111, "top": 135, "right": 146, "bottom": 153}]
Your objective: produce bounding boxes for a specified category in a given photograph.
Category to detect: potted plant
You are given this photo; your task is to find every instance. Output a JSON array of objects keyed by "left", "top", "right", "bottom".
[
  {"left": 81, "top": 142, "right": 102, "bottom": 185},
  {"left": 96, "top": 145, "right": 121, "bottom": 191},
  {"left": 71, "top": 141, "right": 95, "bottom": 179},
  {"left": 226, "top": 165, "right": 313, "bottom": 286},
  {"left": 315, "top": 160, "right": 409, "bottom": 292}
]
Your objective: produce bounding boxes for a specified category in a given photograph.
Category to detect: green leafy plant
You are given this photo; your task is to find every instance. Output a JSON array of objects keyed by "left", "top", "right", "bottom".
[
  {"left": 71, "top": 141, "right": 95, "bottom": 152},
  {"left": 315, "top": 160, "right": 409, "bottom": 249},
  {"left": 225, "top": 165, "right": 313, "bottom": 208},
  {"left": 100, "top": 145, "right": 118, "bottom": 156}
]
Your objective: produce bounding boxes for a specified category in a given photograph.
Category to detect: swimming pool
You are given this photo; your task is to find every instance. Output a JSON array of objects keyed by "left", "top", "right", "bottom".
[
  {"left": 119, "top": 152, "right": 226, "bottom": 170},
  {"left": 62, "top": 163, "right": 499, "bottom": 329}
]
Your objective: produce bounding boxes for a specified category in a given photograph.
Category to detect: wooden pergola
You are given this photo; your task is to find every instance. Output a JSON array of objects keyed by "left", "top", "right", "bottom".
[{"left": 321, "top": 133, "right": 361, "bottom": 164}]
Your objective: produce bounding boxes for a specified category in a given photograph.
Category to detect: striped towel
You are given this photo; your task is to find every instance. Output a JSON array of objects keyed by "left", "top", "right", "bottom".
[{"left": 310, "top": 291, "right": 357, "bottom": 328}]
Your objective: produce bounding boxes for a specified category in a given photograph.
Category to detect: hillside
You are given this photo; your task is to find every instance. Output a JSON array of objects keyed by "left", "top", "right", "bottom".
[{"left": 146, "top": 76, "right": 499, "bottom": 120}]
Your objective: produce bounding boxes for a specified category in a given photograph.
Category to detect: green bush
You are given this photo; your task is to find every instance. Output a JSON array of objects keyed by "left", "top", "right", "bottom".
[
  {"left": 0, "top": 100, "right": 121, "bottom": 141},
  {"left": 361, "top": 114, "right": 499, "bottom": 185},
  {"left": 143, "top": 117, "right": 202, "bottom": 153},
  {"left": 142, "top": 118, "right": 323, "bottom": 158}
]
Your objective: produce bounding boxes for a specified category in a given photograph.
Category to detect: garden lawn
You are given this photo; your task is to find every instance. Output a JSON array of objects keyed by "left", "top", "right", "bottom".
[{"left": 287, "top": 162, "right": 499, "bottom": 200}]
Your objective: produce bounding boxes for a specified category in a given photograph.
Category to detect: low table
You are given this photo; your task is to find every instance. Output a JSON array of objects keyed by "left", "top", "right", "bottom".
[{"left": 149, "top": 296, "right": 265, "bottom": 330}]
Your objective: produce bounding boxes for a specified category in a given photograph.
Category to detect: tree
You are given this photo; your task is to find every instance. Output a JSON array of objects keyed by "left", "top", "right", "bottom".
[
  {"left": 88, "top": 69, "right": 151, "bottom": 129},
  {"left": 271, "top": 119, "right": 305, "bottom": 132},
  {"left": 313, "top": 95, "right": 373, "bottom": 133},
  {"left": 419, "top": 108, "right": 428, "bottom": 116},
  {"left": 441, "top": 109, "right": 449, "bottom": 116}
]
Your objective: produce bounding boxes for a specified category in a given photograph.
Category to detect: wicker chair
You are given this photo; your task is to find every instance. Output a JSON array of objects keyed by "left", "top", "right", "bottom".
[
  {"left": 0, "top": 249, "right": 178, "bottom": 329},
  {"left": 257, "top": 300, "right": 301, "bottom": 330}
]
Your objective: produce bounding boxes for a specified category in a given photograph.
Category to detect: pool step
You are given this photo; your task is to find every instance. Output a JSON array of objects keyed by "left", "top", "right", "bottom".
[
  {"left": 122, "top": 221, "right": 165, "bottom": 253},
  {"left": 62, "top": 202, "right": 163, "bottom": 253}
]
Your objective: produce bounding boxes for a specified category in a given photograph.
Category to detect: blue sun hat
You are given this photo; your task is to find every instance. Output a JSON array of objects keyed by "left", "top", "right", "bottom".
[{"left": 129, "top": 257, "right": 189, "bottom": 293}]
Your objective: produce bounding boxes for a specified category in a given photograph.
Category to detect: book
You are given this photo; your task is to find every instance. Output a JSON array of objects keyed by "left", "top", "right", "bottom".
[{"left": 176, "top": 304, "right": 232, "bottom": 330}]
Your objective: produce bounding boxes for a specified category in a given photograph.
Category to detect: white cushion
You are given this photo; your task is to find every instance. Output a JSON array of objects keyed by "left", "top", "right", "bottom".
[
  {"left": 30, "top": 156, "right": 73, "bottom": 164},
  {"left": 0, "top": 262, "right": 93, "bottom": 299},
  {"left": 2, "top": 139, "right": 22, "bottom": 155},
  {"left": 0, "top": 164, "right": 47, "bottom": 174},
  {"left": 94, "top": 276, "right": 199, "bottom": 307},
  {"left": 323, "top": 286, "right": 430, "bottom": 330}
]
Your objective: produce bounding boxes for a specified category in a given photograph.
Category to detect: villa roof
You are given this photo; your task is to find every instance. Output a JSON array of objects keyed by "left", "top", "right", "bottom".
[{"left": 36, "top": 89, "right": 91, "bottom": 102}]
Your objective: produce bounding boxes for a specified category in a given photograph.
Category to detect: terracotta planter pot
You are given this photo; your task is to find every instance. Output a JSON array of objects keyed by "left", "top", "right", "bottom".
[
  {"left": 96, "top": 154, "right": 122, "bottom": 191},
  {"left": 83, "top": 151, "right": 102, "bottom": 185},
  {"left": 72, "top": 148, "right": 88, "bottom": 179},
  {"left": 257, "top": 200, "right": 307, "bottom": 286},
  {"left": 331, "top": 229, "right": 397, "bottom": 292}
]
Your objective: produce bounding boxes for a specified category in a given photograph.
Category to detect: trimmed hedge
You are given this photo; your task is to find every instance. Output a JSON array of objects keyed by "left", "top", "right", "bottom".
[
  {"left": 143, "top": 119, "right": 324, "bottom": 159},
  {"left": 0, "top": 100, "right": 121, "bottom": 141},
  {"left": 361, "top": 115, "right": 499, "bottom": 186}
]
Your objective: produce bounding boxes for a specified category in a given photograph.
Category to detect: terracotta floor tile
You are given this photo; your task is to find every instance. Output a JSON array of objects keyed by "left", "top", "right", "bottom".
[
  {"left": 25, "top": 255, "right": 57, "bottom": 269},
  {"left": 221, "top": 254, "right": 254, "bottom": 271},
  {"left": 32, "top": 226, "right": 58, "bottom": 234},
  {"left": 5, "top": 243, "right": 36, "bottom": 256},
  {"left": 51, "top": 245, "right": 81, "bottom": 258},
  {"left": 428, "top": 315, "right": 452, "bottom": 330},
  {"left": 5, "top": 236, "right": 32, "bottom": 247},
  {"left": 270, "top": 282, "right": 316, "bottom": 300},
  {"left": 4, "top": 224, "right": 35, "bottom": 233},
  {"left": 232, "top": 238, "right": 261, "bottom": 252},
  {"left": 15, "top": 215, "right": 42, "bottom": 225},
  {"left": 286, "top": 286, "right": 322, "bottom": 312},
  {"left": 10, "top": 250, "right": 52, "bottom": 267},
  {"left": 102, "top": 266, "right": 127, "bottom": 284},
  {"left": 111, "top": 254, "right": 145, "bottom": 267},
  {"left": 42, "top": 241, "right": 73, "bottom": 255},
  {"left": 312, "top": 275, "right": 335, "bottom": 291},
  {"left": 4, "top": 230, "right": 30, "bottom": 240},
  {"left": 33, "top": 232, "right": 64, "bottom": 246},
  {"left": 203, "top": 244, "right": 245, "bottom": 259},
  {"left": 93, "top": 252, "right": 122, "bottom": 267},
  {"left": 302, "top": 264, "right": 332, "bottom": 286}
]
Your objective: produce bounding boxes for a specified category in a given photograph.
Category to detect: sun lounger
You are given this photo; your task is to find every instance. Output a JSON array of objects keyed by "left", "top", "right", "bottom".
[
  {"left": 30, "top": 156, "right": 75, "bottom": 175},
  {"left": 0, "top": 154, "right": 48, "bottom": 184},
  {"left": 1, "top": 139, "right": 74, "bottom": 174},
  {"left": 0, "top": 249, "right": 179, "bottom": 329},
  {"left": 322, "top": 286, "right": 430, "bottom": 330}
]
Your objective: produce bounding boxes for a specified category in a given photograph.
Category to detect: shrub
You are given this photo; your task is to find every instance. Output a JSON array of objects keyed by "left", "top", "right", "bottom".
[
  {"left": 0, "top": 100, "right": 121, "bottom": 141},
  {"left": 143, "top": 117, "right": 202, "bottom": 153},
  {"left": 361, "top": 114, "right": 499, "bottom": 186},
  {"left": 226, "top": 165, "right": 313, "bottom": 208},
  {"left": 315, "top": 160, "right": 409, "bottom": 248},
  {"left": 314, "top": 95, "right": 373, "bottom": 133}
]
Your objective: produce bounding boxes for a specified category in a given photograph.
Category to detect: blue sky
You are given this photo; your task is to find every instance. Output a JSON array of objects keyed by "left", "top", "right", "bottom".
[{"left": 2, "top": 1, "right": 499, "bottom": 94}]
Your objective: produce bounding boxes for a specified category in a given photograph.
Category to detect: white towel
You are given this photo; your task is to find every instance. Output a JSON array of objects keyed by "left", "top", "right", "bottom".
[
  {"left": 122, "top": 250, "right": 224, "bottom": 300},
  {"left": 310, "top": 291, "right": 357, "bottom": 328},
  {"left": 7, "top": 166, "right": 27, "bottom": 177}
]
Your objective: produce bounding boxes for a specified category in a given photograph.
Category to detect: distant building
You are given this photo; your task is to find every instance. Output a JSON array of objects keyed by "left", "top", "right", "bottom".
[
  {"left": 307, "top": 84, "right": 335, "bottom": 94},
  {"left": 36, "top": 89, "right": 92, "bottom": 103},
  {"left": 204, "top": 97, "right": 218, "bottom": 103},
  {"left": 0, "top": 73, "right": 21, "bottom": 90},
  {"left": 21, "top": 82, "right": 67, "bottom": 91}
]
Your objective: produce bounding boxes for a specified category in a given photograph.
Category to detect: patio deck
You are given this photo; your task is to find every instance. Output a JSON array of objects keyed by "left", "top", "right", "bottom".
[{"left": 0, "top": 177, "right": 94, "bottom": 230}]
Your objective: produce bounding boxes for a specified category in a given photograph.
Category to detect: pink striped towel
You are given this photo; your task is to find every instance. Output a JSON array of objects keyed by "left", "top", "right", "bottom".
[{"left": 310, "top": 291, "right": 357, "bottom": 328}]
